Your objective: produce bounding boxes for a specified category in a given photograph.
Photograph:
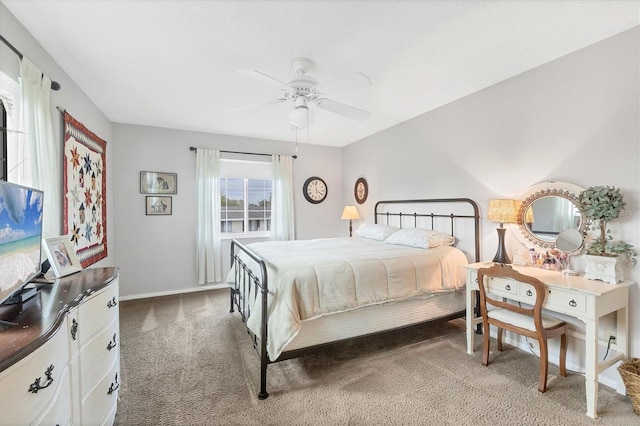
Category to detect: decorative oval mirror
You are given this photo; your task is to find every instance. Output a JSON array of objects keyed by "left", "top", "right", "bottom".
[{"left": 516, "top": 181, "right": 588, "bottom": 249}]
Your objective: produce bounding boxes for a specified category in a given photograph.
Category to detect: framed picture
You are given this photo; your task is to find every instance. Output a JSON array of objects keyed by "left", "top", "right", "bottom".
[
  {"left": 140, "top": 171, "right": 177, "bottom": 194},
  {"left": 42, "top": 236, "right": 82, "bottom": 278},
  {"left": 146, "top": 196, "right": 172, "bottom": 215}
]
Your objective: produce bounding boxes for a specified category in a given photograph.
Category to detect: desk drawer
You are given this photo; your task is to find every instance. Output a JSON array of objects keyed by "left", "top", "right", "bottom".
[
  {"left": 518, "top": 282, "right": 539, "bottom": 302},
  {"left": 546, "top": 288, "right": 587, "bottom": 315},
  {"left": 485, "top": 277, "right": 519, "bottom": 298}
]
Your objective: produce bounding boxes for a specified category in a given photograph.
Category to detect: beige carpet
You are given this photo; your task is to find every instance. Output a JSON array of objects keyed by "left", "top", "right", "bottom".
[{"left": 115, "top": 289, "right": 637, "bottom": 425}]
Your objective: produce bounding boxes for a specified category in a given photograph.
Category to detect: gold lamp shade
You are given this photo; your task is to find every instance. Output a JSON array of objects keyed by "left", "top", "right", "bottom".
[
  {"left": 487, "top": 199, "right": 517, "bottom": 264},
  {"left": 487, "top": 199, "right": 518, "bottom": 224}
]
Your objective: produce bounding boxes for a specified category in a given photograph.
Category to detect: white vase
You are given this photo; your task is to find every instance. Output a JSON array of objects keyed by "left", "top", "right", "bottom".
[{"left": 583, "top": 254, "right": 624, "bottom": 284}]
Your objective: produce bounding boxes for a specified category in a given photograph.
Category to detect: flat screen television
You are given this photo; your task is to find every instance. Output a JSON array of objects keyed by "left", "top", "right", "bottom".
[{"left": 0, "top": 180, "right": 44, "bottom": 305}]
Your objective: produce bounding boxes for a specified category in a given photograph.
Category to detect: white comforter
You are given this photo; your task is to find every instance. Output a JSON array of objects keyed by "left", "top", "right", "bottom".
[{"left": 230, "top": 237, "right": 468, "bottom": 361}]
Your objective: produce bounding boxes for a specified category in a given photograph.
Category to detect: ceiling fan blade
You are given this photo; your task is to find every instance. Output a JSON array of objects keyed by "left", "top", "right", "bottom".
[
  {"left": 315, "top": 72, "right": 372, "bottom": 95},
  {"left": 315, "top": 98, "right": 371, "bottom": 121},
  {"left": 226, "top": 98, "right": 285, "bottom": 113},
  {"left": 237, "top": 69, "right": 292, "bottom": 91}
]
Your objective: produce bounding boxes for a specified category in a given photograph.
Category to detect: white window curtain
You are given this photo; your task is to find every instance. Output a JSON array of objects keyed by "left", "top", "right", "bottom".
[
  {"left": 20, "top": 58, "right": 60, "bottom": 239},
  {"left": 196, "top": 149, "right": 222, "bottom": 284},
  {"left": 271, "top": 154, "right": 295, "bottom": 241}
]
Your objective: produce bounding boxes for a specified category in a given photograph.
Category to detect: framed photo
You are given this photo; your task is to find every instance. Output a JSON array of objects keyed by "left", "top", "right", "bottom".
[
  {"left": 146, "top": 196, "right": 172, "bottom": 215},
  {"left": 140, "top": 171, "right": 177, "bottom": 194},
  {"left": 43, "top": 236, "right": 82, "bottom": 278}
]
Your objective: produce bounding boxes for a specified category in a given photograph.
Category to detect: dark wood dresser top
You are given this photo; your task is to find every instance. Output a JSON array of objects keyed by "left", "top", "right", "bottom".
[{"left": 0, "top": 267, "right": 118, "bottom": 372}]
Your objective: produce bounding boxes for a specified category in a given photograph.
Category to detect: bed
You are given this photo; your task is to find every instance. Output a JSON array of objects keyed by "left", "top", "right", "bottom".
[{"left": 228, "top": 198, "right": 480, "bottom": 399}]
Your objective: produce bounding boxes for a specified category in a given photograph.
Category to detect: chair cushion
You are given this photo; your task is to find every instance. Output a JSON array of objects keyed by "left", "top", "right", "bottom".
[{"left": 488, "top": 308, "right": 564, "bottom": 331}]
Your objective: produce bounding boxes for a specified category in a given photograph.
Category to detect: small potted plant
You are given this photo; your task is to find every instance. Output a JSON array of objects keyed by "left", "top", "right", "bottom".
[{"left": 576, "top": 185, "right": 636, "bottom": 283}]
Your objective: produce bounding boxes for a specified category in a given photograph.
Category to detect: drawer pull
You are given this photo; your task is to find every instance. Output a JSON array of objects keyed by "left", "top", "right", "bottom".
[
  {"left": 108, "top": 372, "right": 120, "bottom": 395},
  {"left": 107, "top": 297, "right": 118, "bottom": 308},
  {"left": 504, "top": 284, "right": 511, "bottom": 291},
  {"left": 107, "top": 333, "right": 118, "bottom": 351},
  {"left": 526, "top": 289, "right": 533, "bottom": 297},
  {"left": 71, "top": 318, "right": 78, "bottom": 340},
  {"left": 569, "top": 299, "right": 577, "bottom": 308},
  {"left": 29, "top": 365, "right": 55, "bottom": 394}
]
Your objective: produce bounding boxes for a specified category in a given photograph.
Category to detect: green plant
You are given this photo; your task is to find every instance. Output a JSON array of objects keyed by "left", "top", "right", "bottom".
[{"left": 577, "top": 186, "right": 637, "bottom": 266}]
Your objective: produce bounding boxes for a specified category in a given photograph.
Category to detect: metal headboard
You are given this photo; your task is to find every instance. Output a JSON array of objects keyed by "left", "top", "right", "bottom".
[{"left": 374, "top": 198, "right": 480, "bottom": 262}]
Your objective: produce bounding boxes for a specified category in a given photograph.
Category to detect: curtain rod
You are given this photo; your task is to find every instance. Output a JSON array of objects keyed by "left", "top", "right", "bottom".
[
  {"left": 189, "top": 146, "right": 297, "bottom": 159},
  {"left": 0, "top": 35, "right": 61, "bottom": 91}
]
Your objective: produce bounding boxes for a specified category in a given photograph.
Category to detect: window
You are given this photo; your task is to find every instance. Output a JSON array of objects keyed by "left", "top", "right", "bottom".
[
  {"left": 220, "top": 177, "right": 271, "bottom": 235},
  {"left": 0, "top": 71, "right": 25, "bottom": 184},
  {"left": 219, "top": 156, "right": 272, "bottom": 237}
]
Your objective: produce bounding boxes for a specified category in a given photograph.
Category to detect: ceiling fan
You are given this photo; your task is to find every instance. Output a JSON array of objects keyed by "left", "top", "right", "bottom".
[{"left": 230, "top": 57, "right": 372, "bottom": 129}]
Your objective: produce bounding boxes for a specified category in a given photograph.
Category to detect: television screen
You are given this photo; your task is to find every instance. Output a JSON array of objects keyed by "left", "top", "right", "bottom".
[{"left": 0, "top": 180, "right": 44, "bottom": 304}]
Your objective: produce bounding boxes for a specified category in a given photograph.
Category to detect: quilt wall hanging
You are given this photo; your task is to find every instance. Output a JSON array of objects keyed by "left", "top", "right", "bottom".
[{"left": 63, "top": 111, "right": 108, "bottom": 267}]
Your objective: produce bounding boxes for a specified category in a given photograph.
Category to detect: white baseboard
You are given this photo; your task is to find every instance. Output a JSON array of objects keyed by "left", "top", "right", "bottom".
[{"left": 119, "top": 282, "right": 228, "bottom": 301}]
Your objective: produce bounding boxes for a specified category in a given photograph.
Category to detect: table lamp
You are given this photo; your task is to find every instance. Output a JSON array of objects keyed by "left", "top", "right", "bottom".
[
  {"left": 341, "top": 205, "right": 360, "bottom": 237},
  {"left": 487, "top": 199, "right": 518, "bottom": 264}
]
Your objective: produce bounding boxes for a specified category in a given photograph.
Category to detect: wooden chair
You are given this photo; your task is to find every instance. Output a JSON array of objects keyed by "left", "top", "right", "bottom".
[{"left": 477, "top": 264, "right": 568, "bottom": 392}]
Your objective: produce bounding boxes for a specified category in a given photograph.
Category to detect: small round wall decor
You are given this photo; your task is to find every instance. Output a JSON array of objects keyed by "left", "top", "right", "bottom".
[{"left": 354, "top": 178, "right": 368, "bottom": 204}]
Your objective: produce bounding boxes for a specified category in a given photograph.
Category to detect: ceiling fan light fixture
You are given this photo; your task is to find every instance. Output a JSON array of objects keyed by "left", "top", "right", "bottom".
[{"left": 289, "top": 105, "right": 308, "bottom": 129}]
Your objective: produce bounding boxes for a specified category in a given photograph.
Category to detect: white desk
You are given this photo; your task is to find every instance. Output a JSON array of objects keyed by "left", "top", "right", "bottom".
[{"left": 464, "top": 262, "right": 632, "bottom": 419}]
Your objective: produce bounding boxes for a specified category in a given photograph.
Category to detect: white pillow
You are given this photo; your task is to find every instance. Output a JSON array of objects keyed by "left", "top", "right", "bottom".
[
  {"left": 354, "top": 224, "right": 400, "bottom": 241},
  {"left": 384, "top": 228, "right": 455, "bottom": 249}
]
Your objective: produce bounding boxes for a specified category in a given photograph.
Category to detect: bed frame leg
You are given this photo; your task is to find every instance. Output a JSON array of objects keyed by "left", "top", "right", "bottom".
[
  {"left": 258, "top": 347, "right": 269, "bottom": 399},
  {"left": 259, "top": 285, "right": 269, "bottom": 399},
  {"left": 229, "top": 288, "right": 235, "bottom": 313}
]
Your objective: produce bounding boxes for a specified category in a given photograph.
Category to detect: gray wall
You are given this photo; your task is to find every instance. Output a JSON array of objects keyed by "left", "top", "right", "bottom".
[
  {"left": 342, "top": 27, "right": 640, "bottom": 383},
  {"left": 112, "top": 124, "right": 344, "bottom": 297}
]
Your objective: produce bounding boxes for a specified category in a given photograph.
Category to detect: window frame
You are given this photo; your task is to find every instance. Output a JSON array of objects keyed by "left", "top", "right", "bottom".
[{"left": 219, "top": 158, "right": 272, "bottom": 240}]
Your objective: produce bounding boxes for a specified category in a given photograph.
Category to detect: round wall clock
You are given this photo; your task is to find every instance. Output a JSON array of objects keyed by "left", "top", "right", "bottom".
[
  {"left": 303, "top": 176, "right": 328, "bottom": 204},
  {"left": 354, "top": 177, "right": 368, "bottom": 204}
]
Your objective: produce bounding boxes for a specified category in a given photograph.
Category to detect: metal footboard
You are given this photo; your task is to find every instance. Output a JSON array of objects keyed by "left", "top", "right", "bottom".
[{"left": 229, "top": 239, "right": 270, "bottom": 399}]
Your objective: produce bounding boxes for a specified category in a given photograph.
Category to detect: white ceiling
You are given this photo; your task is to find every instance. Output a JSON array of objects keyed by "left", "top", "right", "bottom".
[{"left": 2, "top": 1, "right": 638, "bottom": 147}]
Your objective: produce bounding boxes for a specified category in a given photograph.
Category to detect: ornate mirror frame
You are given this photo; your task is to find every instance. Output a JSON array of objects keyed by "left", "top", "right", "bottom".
[{"left": 515, "top": 181, "right": 588, "bottom": 249}]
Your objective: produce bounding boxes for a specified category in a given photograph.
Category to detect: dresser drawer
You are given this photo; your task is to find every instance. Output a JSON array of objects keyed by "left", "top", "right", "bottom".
[
  {"left": 32, "top": 366, "right": 72, "bottom": 425},
  {"left": 78, "top": 283, "right": 119, "bottom": 344},
  {"left": 0, "top": 325, "right": 69, "bottom": 425},
  {"left": 67, "top": 307, "right": 80, "bottom": 359},
  {"left": 81, "top": 360, "right": 119, "bottom": 425},
  {"left": 546, "top": 288, "right": 587, "bottom": 315},
  {"left": 102, "top": 403, "right": 118, "bottom": 426},
  {"left": 80, "top": 316, "right": 119, "bottom": 394}
]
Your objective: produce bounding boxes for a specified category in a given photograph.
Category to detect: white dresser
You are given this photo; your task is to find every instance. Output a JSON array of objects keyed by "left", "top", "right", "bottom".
[{"left": 0, "top": 267, "right": 120, "bottom": 426}]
